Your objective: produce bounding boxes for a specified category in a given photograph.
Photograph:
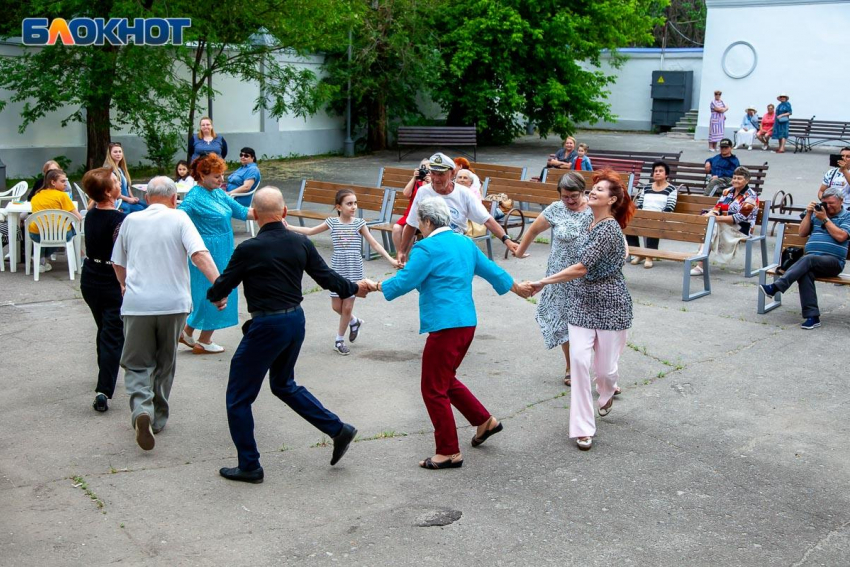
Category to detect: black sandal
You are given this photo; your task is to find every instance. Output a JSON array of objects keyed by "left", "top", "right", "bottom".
[
  {"left": 471, "top": 421, "right": 503, "bottom": 447},
  {"left": 419, "top": 456, "right": 463, "bottom": 469}
]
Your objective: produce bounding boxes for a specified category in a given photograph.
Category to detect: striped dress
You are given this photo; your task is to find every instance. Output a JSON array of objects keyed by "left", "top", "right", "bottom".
[
  {"left": 709, "top": 99, "right": 726, "bottom": 143},
  {"left": 325, "top": 217, "right": 366, "bottom": 298}
]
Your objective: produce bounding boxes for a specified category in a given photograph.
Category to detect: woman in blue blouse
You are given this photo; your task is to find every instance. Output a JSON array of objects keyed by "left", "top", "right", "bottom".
[
  {"left": 371, "top": 198, "right": 531, "bottom": 469},
  {"left": 178, "top": 153, "right": 256, "bottom": 354},
  {"left": 226, "top": 147, "right": 262, "bottom": 206},
  {"left": 772, "top": 93, "right": 792, "bottom": 154},
  {"left": 188, "top": 116, "right": 228, "bottom": 163},
  {"left": 104, "top": 143, "right": 146, "bottom": 214}
]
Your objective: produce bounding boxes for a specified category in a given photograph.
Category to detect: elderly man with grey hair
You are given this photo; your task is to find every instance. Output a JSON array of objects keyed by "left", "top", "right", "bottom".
[
  {"left": 367, "top": 198, "right": 531, "bottom": 470},
  {"left": 761, "top": 186, "right": 850, "bottom": 329},
  {"left": 112, "top": 176, "right": 220, "bottom": 451}
]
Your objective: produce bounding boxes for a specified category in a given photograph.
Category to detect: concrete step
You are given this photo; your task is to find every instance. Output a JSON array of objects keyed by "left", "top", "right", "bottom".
[
  {"left": 666, "top": 132, "right": 693, "bottom": 139},
  {"left": 671, "top": 126, "right": 695, "bottom": 134}
]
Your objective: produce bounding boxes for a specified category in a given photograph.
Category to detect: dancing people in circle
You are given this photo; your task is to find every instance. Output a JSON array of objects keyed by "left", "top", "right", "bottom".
[
  {"left": 367, "top": 197, "right": 533, "bottom": 469},
  {"left": 178, "top": 153, "right": 257, "bottom": 354},
  {"left": 514, "top": 172, "right": 592, "bottom": 386},
  {"left": 207, "top": 188, "right": 368, "bottom": 483},
  {"left": 288, "top": 189, "right": 399, "bottom": 355},
  {"left": 528, "top": 169, "right": 635, "bottom": 451},
  {"left": 80, "top": 168, "right": 126, "bottom": 412}
]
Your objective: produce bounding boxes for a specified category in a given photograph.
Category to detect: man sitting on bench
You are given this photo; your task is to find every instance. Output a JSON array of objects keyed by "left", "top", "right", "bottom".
[
  {"left": 704, "top": 139, "right": 740, "bottom": 196},
  {"left": 760, "top": 188, "right": 850, "bottom": 330}
]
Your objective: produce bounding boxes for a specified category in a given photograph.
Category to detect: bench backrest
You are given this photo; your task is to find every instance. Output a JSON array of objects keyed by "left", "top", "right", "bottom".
[
  {"left": 807, "top": 120, "right": 850, "bottom": 138},
  {"left": 788, "top": 117, "right": 814, "bottom": 136},
  {"left": 542, "top": 169, "right": 634, "bottom": 193},
  {"left": 771, "top": 223, "right": 850, "bottom": 266},
  {"left": 397, "top": 126, "right": 477, "bottom": 145},
  {"left": 588, "top": 149, "right": 682, "bottom": 184},
  {"left": 674, "top": 194, "right": 770, "bottom": 226},
  {"left": 668, "top": 161, "right": 769, "bottom": 194},
  {"left": 587, "top": 157, "right": 643, "bottom": 176},
  {"left": 486, "top": 178, "right": 560, "bottom": 209},
  {"left": 296, "top": 180, "right": 388, "bottom": 219},
  {"left": 470, "top": 162, "right": 527, "bottom": 181},
  {"left": 623, "top": 210, "right": 712, "bottom": 244}
]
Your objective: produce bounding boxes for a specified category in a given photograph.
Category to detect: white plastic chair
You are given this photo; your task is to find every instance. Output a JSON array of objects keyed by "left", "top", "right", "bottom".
[
  {"left": 0, "top": 181, "right": 28, "bottom": 207},
  {"left": 25, "top": 210, "right": 79, "bottom": 281}
]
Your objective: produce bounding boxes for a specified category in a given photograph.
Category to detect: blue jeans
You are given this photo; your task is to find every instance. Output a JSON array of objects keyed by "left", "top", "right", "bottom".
[{"left": 226, "top": 308, "right": 344, "bottom": 471}]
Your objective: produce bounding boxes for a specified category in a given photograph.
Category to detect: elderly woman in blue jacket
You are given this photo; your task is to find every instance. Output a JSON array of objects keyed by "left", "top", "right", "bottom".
[{"left": 371, "top": 198, "right": 531, "bottom": 469}]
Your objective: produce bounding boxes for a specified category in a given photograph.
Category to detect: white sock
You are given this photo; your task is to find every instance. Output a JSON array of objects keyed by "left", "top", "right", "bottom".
[
  {"left": 349, "top": 316, "right": 358, "bottom": 327},
  {"left": 336, "top": 335, "right": 345, "bottom": 342}
]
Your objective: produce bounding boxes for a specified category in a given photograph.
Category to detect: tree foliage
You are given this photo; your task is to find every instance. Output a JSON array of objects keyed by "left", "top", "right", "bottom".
[
  {"left": 431, "top": 0, "right": 665, "bottom": 144},
  {"left": 650, "top": 0, "right": 706, "bottom": 48}
]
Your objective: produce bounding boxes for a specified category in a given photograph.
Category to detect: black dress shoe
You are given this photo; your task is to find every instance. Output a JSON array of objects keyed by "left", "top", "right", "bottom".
[
  {"left": 92, "top": 393, "right": 108, "bottom": 412},
  {"left": 219, "top": 466, "right": 264, "bottom": 484},
  {"left": 331, "top": 423, "right": 357, "bottom": 466}
]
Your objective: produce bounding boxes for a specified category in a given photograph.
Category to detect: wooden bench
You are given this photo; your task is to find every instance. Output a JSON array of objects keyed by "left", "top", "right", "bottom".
[
  {"left": 668, "top": 161, "right": 769, "bottom": 196},
  {"left": 796, "top": 119, "right": 850, "bottom": 153},
  {"left": 540, "top": 158, "right": 642, "bottom": 184},
  {"left": 470, "top": 162, "right": 527, "bottom": 181},
  {"left": 757, "top": 222, "right": 850, "bottom": 314},
  {"left": 397, "top": 126, "right": 477, "bottom": 161},
  {"left": 785, "top": 117, "right": 813, "bottom": 154},
  {"left": 674, "top": 194, "right": 771, "bottom": 278},
  {"left": 543, "top": 169, "right": 635, "bottom": 194},
  {"left": 766, "top": 189, "right": 808, "bottom": 236},
  {"left": 483, "top": 178, "right": 563, "bottom": 254},
  {"left": 587, "top": 149, "right": 682, "bottom": 185},
  {"left": 623, "top": 210, "right": 716, "bottom": 301},
  {"left": 289, "top": 179, "right": 390, "bottom": 259}
]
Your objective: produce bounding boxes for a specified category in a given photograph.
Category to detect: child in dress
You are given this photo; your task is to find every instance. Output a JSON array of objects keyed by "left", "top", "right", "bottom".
[
  {"left": 173, "top": 160, "right": 195, "bottom": 189},
  {"left": 289, "top": 189, "right": 399, "bottom": 355}
]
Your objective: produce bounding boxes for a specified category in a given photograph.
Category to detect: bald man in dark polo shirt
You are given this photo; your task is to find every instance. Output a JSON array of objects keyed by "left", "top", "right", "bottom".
[{"left": 208, "top": 187, "right": 372, "bottom": 483}]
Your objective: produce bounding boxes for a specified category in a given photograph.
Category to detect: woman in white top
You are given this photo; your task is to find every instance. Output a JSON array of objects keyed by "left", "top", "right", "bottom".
[{"left": 626, "top": 161, "right": 678, "bottom": 269}]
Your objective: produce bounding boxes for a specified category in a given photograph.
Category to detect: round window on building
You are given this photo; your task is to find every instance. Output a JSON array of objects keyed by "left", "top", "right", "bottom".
[{"left": 722, "top": 41, "right": 758, "bottom": 79}]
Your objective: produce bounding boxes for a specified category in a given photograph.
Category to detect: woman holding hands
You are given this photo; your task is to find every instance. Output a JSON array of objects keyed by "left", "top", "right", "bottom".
[{"left": 527, "top": 170, "right": 635, "bottom": 451}]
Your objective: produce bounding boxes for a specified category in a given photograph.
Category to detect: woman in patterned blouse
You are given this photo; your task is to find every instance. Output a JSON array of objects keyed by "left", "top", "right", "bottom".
[
  {"left": 528, "top": 169, "right": 635, "bottom": 451},
  {"left": 690, "top": 166, "right": 759, "bottom": 276}
]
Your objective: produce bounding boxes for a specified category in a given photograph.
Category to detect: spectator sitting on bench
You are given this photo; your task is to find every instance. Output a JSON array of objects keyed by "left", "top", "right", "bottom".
[
  {"left": 453, "top": 157, "right": 482, "bottom": 198},
  {"left": 816, "top": 147, "right": 850, "bottom": 211},
  {"left": 627, "top": 161, "right": 677, "bottom": 269},
  {"left": 572, "top": 143, "right": 593, "bottom": 171},
  {"left": 703, "top": 138, "right": 740, "bottom": 196},
  {"left": 756, "top": 104, "right": 775, "bottom": 151},
  {"left": 691, "top": 166, "right": 758, "bottom": 276},
  {"left": 734, "top": 106, "right": 759, "bottom": 150},
  {"left": 542, "top": 137, "right": 578, "bottom": 177},
  {"left": 760, "top": 187, "right": 850, "bottom": 330}
]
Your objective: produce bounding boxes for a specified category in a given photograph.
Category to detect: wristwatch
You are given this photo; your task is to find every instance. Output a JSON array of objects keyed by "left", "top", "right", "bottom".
[{"left": 500, "top": 234, "right": 510, "bottom": 243}]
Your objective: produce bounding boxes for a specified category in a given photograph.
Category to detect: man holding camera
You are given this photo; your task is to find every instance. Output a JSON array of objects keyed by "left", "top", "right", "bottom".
[
  {"left": 703, "top": 138, "right": 741, "bottom": 196},
  {"left": 760, "top": 187, "right": 850, "bottom": 329},
  {"left": 817, "top": 147, "right": 850, "bottom": 210}
]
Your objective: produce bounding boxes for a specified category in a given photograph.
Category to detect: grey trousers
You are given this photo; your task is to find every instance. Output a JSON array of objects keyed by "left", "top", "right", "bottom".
[
  {"left": 121, "top": 313, "right": 187, "bottom": 432},
  {"left": 773, "top": 254, "right": 843, "bottom": 318},
  {"left": 704, "top": 176, "right": 732, "bottom": 196}
]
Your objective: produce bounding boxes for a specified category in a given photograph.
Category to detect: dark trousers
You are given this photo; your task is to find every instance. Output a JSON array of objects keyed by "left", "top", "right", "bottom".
[
  {"left": 626, "top": 235, "right": 659, "bottom": 251},
  {"left": 226, "top": 309, "right": 343, "bottom": 471},
  {"left": 421, "top": 326, "right": 490, "bottom": 455},
  {"left": 773, "top": 254, "right": 843, "bottom": 317},
  {"left": 81, "top": 282, "right": 125, "bottom": 398}
]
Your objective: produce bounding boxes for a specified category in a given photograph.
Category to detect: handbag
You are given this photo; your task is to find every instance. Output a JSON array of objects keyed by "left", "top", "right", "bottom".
[
  {"left": 776, "top": 115, "right": 790, "bottom": 124},
  {"left": 484, "top": 192, "right": 513, "bottom": 213},
  {"left": 777, "top": 246, "right": 804, "bottom": 275}
]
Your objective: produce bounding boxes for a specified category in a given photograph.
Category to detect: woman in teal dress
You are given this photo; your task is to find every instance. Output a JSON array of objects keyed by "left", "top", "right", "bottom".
[
  {"left": 178, "top": 153, "right": 256, "bottom": 354},
  {"left": 772, "top": 93, "right": 792, "bottom": 153}
]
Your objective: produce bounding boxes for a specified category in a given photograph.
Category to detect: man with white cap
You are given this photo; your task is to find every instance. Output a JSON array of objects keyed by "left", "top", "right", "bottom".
[
  {"left": 734, "top": 106, "right": 759, "bottom": 150},
  {"left": 397, "top": 152, "right": 519, "bottom": 264}
]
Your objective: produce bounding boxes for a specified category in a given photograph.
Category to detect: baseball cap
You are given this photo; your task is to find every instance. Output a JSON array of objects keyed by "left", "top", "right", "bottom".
[
  {"left": 428, "top": 152, "right": 455, "bottom": 172},
  {"left": 719, "top": 138, "right": 733, "bottom": 148}
]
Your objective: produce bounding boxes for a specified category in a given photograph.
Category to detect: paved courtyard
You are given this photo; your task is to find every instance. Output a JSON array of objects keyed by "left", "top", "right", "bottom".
[{"left": 2, "top": 132, "right": 849, "bottom": 566}]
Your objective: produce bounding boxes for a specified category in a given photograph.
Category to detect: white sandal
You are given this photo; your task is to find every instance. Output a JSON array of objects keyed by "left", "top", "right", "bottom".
[
  {"left": 576, "top": 437, "right": 592, "bottom": 451},
  {"left": 179, "top": 330, "right": 196, "bottom": 348},
  {"left": 689, "top": 265, "right": 704, "bottom": 276},
  {"left": 193, "top": 341, "right": 224, "bottom": 354}
]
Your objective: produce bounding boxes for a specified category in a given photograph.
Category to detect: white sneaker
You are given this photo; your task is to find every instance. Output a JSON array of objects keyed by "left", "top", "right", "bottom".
[
  {"left": 192, "top": 341, "right": 225, "bottom": 354},
  {"left": 50, "top": 253, "right": 58, "bottom": 261},
  {"left": 690, "top": 265, "right": 703, "bottom": 276},
  {"left": 39, "top": 262, "right": 53, "bottom": 273}
]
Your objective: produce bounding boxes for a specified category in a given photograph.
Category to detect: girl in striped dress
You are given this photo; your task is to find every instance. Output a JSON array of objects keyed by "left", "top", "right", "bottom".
[{"left": 289, "top": 189, "right": 399, "bottom": 355}]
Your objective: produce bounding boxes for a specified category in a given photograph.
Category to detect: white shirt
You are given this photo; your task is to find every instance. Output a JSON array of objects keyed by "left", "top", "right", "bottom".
[
  {"left": 406, "top": 183, "right": 491, "bottom": 234},
  {"left": 112, "top": 204, "right": 208, "bottom": 316},
  {"left": 823, "top": 167, "right": 850, "bottom": 208}
]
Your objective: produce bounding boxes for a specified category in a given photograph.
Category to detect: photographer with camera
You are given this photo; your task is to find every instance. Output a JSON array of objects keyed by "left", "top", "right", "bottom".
[
  {"left": 393, "top": 158, "right": 432, "bottom": 255},
  {"left": 760, "top": 187, "right": 850, "bottom": 329},
  {"left": 817, "top": 147, "right": 850, "bottom": 211}
]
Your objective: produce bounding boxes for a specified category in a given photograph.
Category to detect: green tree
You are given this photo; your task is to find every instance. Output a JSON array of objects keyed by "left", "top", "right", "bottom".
[
  {"left": 432, "top": 0, "right": 665, "bottom": 144},
  {"left": 321, "top": 0, "right": 442, "bottom": 151},
  {"left": 651, "top": 1, "right": 706, "bottom": 48}
]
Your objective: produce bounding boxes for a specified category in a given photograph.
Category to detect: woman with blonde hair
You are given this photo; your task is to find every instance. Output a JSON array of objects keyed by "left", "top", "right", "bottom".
[
  {"left": 104, "top": 142, "right": 145, "bottom": 214},
  {"left": 188, "top": 116, "right": 228, "bottom": 163}
]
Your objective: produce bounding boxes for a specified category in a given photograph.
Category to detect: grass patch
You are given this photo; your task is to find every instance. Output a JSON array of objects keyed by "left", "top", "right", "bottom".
[
  {"left": 525, "top": 297, "right": 538, "bottom": 305},
  {"left": 311, "top": 436, "right": 330, "bottom": 448},
  {"left": 71, "top": 475, "right": 105, "bottom": 511},
  {"left": 533, "top": 237, "right": 550, "bottom": 244},
  {"left": 303, "top": 285, "right": 322, "bottom": 295},
  {"left": 354, "top": 430, "right": 408, "bottom": 442}
]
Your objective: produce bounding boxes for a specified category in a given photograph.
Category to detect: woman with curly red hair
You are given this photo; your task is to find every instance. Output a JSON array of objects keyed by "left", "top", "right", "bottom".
[
  {"left": 178, "top": 153, "right": 256, "bottom": 354},
  {"left": 528, "top": 169, "right": 635, "bottom": 451}
]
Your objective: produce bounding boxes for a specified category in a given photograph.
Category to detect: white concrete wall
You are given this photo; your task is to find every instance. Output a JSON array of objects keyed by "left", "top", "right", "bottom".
[
  {"left": 580, "top": 48, "right": 704, "bottom": 131},
  {"left": 696, "top": 0, "right": 850, "bottom": 140},
  {"left": 0, "top": 43, "right": 344, "bottom": 177}
]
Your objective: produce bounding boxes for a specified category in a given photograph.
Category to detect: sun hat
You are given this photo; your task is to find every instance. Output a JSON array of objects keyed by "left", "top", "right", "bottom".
[{"left": 777, "top": 93, "right": 789, "bottom": 100}]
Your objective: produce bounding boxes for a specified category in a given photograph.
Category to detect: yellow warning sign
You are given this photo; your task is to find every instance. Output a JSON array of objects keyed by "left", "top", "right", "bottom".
[{"left": 657, "top": 76, "right": 665, "bottom": 84}]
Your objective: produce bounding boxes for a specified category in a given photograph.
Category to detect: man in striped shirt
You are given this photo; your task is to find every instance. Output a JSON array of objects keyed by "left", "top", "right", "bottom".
[{"left": 760, "top": 187, "right": 850, "bottom": 329}]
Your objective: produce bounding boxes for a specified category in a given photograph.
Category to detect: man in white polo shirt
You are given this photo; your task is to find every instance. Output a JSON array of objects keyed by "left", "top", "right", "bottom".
[
  {"left": 397, "top": 152, "right": 519, "bottom": 264},
  {"left": 111, "top": 176, "right": 220, "bottom": 451}
]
